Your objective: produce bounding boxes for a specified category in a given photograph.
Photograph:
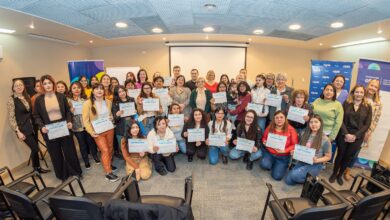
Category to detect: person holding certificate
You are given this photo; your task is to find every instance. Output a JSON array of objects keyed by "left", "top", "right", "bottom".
[
  {"left": 210, "top": 82, "right": 229, "bottom": 114},
  {"left": 182, "top": 109, "right": 210, "bottom": 162},
  {"left": 33, "top": 75, "right": 81, "bottom": 181},
  {"left": 251, "top": 74, "right": 270, "bottom": 132},
  {"left": 136, "top": 68, "right": 149, "bottom": 89},
  {"left": 206, "top": 107, "right": 232, "bottom": 165},
  {"left": 121, "top": 122, "right": 152, "bottom": 181},
  {"left": 204, "top": 70, "right": 218, "bottom": 93},
  {"left": 332, "top": 74, "right": 349, "bottom": 104},
  {"left": 153, "top": 76, "right": 172, "bottom": 116},
  {"left": 147, "top": 116, "right": 178, "bottom": 176},
  {"left": 260, "top": 111, "right": 298, "bottom": 181},
  {"left": 267, "top": 73, "right": 293, "bottom": 122},
  {"left": 82, "top": 83, "right": 118, "bottom": 182},
  {"left": 228, "top": 81, "right": 251, "bottom": 126},
  {"left": 285, "top": 115, "right": 332, "bottom": 185},
  {"left": 285, "top": 89, "right": 312, "bottom": 136},
  {"left": 189, "top": 77, "right": 213, "bottom": 114},
  {"left": 100, "top": 74, "right": 113, "bottom": 102},
  {"left": 168, "top": 104, "right": 186, "bottom": 154},
  {"left": 229, "top": 110, "right": 262, "bottom": 170},
  {"left": 169, "top": 75, "right": 192, "bottom": 118}
]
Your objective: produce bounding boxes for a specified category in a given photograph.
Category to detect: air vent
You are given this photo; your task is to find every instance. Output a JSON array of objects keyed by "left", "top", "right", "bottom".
[
  {"left": 27, "top": 33, "right": 80, "bottom": 45},
  {"left": 267, "top": 30, "right": 317, "bottom": 41}
]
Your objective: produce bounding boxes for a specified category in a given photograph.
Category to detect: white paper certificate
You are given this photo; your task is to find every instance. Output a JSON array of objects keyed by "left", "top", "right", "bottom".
[
  {"left": 168, "top": 114, "right": 184, "bottom": 126},
  {"left": 213, "top": 92, "right": 227, "bottom": 104},
  {"left": 287, "top": 106, "right": 309, "bottom": 124},
  {"left": 128, "top": 139, "right": 150, "bottom": 153},
  {"left": 208, "top": 134, "right": 226, "bottom": 147},
  {"left": 154, "top": 88, "right": 169, "bottom": 97},
  {"left": 266, "top": 133, "right": 287, "bottom": 150},
  {"left": 156, "top": 139, "right": 177, "bottom": 154},
  {"left": 187, "top": 128, "right": 205, "bottom": 142},
  {"left": 71, "top": 101, "right": 83, "bottom": 115},
  {"left": 163, "top": 77, "right": 172, "bottom": 87},
  {"left": 92, "top": 117, "right": 114, "bottom": 134},
  {"left": 265, "top": 94, "right": 283, "bottom": 107},
  {"left": 143, "top": 98, "right": 159, "bottom": 111},
  {"left": 247, "top": 103, "right": 264, "bottom": 115},
  {"left": 46, "top": 121, "right": 69, "bottom": 140},
  {"left": 293, "top": 144, "right": 316, "bottom": 165},
  {"left": 127, "top": 89, "right": 141, "bottom": 99},
  {"left": 119, "top": 102, "right": 136, "bottom": 117},
  {"left": 236, "top": 137, "right": 255, "bottom": 152}
]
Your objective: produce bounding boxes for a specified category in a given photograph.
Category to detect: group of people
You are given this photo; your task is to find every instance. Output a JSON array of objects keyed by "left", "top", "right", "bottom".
[{"left": 7, "top": 65, "right": 382, "bottom": 186}]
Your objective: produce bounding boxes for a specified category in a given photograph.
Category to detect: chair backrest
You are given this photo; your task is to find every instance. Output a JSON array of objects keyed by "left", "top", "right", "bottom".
[
  {"left": 49, "top": 195, "right": 105, "bottom": 220},
  {"left": 0, "top": 185, "right": 43, "bottom": 219},
  {"left": 184, "top": 176, "right": 193, "bottom": 205},
  {"left": 124, "top": 179, "right": 141, "bottom": 203},
  {"left": 292, "top": 203, "right": 348, "bottom": 220},
  {"left": 348, "top": 189, "right": 390, "bottom": 220}
]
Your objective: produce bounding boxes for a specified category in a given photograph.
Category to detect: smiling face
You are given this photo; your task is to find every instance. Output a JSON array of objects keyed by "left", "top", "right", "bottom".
[
  {"left": 367, "top": 80, "right": 379, "bottom": 97},
  {"left": 191, "top": 70, "right": 199, "bottom": 81},
  {"left": 274, "top": 113, "right": 286, "bottom": 127},
  {"left": 93, "top": 86, "right": 104, "bottom": 98},
  {"left": 206, "top": 71, "right": 215, "bottom": 81},
  {"left": 130, "top": 123, "right": 140, "bottom": 137},
  {"left": 353, "top": 86, "right": 365, "bottom": 102},
  {"left": 170, "top": 105, "right": 181, "bottom": 114},
  {"left": 176, "top": 76, "right": 185, "bottom": 87},
  {"left": 71, "top": 84, "right": 81, "bottom": 97},
  {"left": 35, "top": 81, "right": 43, "bottom": 94},
  {"left": 101, "top": 75, "right": 110, "bottom": 87},
  {"left": 173, "top": 67, "right": 181, "bottom": 77},
  {"left": 194, "top": 110, "right": 203, "bottom": 123},
  {"left": 42, "top": 79, "right": 54, "bottom": 93},
  {"left": 79, "top": 77, "right": 88, "bottom": 88},
  {"left": 197, "top": 78, "right": 205, "bottom": 88},
  {"left": 111, "top": 79, "right": 119, "bottom": 88},
  {"left": 295, "top": 93, "right": 305, "bottom": 106},
  {"left": 142, "top": 84, "right": 152, "bottom": 96},
  {"left": 276, "top": 76, "right": 286, "bottom": 89},
  {"left": 218, "top": 83, "right": 227, "bottom": 92},
  {"left": 309, "top": 117, "right": 321, "bottom": 132},
  {"left": 215, "top": 109, "right": 225, "bottom": 121},
  {"left": 13, "top": 80, "right": 25, "bottom": 94},
  {"left": 244, "top": 112, "right": 255, "bottom": 125},
  {"left": 323, "top": 85, "right": 335, "bottom": 100},
  {"left": 221, "top": 75, "right": 229, "bottom": 84},
  {"left": 139, "top": 71, "right": 147, "bottom": 82},
  {"left": 333, "top": 76, "right": 345, "bottom": 90},
  {"left": 91, "top": 77, "right": 99, "bottom": 86},
  {"left": 56, "top": 83, "right": 66, "bottom": 94},
  {"left": 154, "top": 78, "right": 164, "bottom": 88},
  {"left": 239, "top": 84, "right": 247, "bottom": 93},
  {"left": 118, "top": 87, "right": 127, "bottom": 99},
  {"left": 156, "top": 119, "right": 167, "bottom": 133}
]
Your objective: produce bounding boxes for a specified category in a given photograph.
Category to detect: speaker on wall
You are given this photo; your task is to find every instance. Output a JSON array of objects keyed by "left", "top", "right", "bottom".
[{"left": 12, "top": 77, "right": 36, "bottom": 96}]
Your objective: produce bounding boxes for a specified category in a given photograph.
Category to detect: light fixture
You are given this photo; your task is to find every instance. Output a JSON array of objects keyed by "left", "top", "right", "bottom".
[
  {"left": 289, "top": 24, "right": 301, "bottom": 30},
  {"left": 204, "top": 3, "right": 217, "bottom": 10},
  {"left": 330, "top": 22, "right": 344, "bottom": 28},
  {"left": 332, "top": 37, "right": 386, "bottom": 48},
  {"left": 319, "top": 43, "right": 323, "bottom": 46},
  {"left": 27, "top": 33, "right": 79, "bottom": 45},
  {"left": 152, "top": 27, "right": 163, "bottom": 33},
  {"left": 89, "top": 40, "right": 93, "bottom": 43},
  {"left": 203, "top": 26, "right": 214, "bottom": 32},
  {"left": 29, "top": 23, "right": 35, "bottom": 29},
  {"left": 377, "top": 29, "right": 383, "bottom": 34},
  {"left": 205, "top": 35, "right": 209, "bottom": 40},
  {"left": 253, "top": 29, "right": 264, "bottom": 35},
  {"left": 115, "top": 22, "right": 127, "bottom": 28},
  {"left": 248, "top": 38, "right": 252, "bottom": 42},
  {"left": 162, "top": 37, "right": 166, "bottom": 40},
  {"left": 0, "top": 28, "right": 15, "bottom": 34}
]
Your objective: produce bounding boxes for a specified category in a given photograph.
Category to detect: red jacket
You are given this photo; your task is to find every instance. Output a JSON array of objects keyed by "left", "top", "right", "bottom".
[
  {"left": 229, "top": 93, "right": 251, "bottom": 122},
  {"left": 262, "top": 125, "right": 298, "bottom": 156}
]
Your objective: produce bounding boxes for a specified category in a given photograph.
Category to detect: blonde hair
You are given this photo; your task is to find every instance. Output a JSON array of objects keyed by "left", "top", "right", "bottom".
[
  {"left": 366, "top": 79, "right": 381, "bottom": 103},
  {"left": 346, "top": 85, "right": 370, "bottom": 107}
]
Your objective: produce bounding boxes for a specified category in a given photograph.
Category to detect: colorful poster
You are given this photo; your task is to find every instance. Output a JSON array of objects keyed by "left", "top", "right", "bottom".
[{"left": 68, "top": 60, "right": 104, "bottom": 83}]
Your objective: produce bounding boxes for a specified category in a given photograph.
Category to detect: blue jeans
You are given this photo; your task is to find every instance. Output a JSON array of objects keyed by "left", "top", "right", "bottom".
[
  {"left": 229, "top": 147, "right": 262, "bottom": 161},
  {"left": 209, "top": 146, "right": 230, "bottom": 165},
  {"left": 260, "top": 149, "right": 291, "bottom": 181},
  {"left": 142, "top": 117, "right": 155, "bottom": 136},
  {"left": 257, "top": 117, "right": 267, "bottom": 133},
  {"left": 284, "top": 162, "right": 323, "bottom": 185},
  {"left": 177, "top": 139, "right": 186, "bottom": 154},
  {"left": 116, "top": 135, "right": 123, "bottom": 149}
]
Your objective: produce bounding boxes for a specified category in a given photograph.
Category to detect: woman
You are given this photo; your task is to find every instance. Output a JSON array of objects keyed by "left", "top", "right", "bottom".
[
  {"left": 260, "top": 111, "right": 298, "bottom": 181},
  {"left": 220, "top": 74, "right": 230, "bottom": 87},
  {"left": 100, "top": 74, "right": 113, "bottom": 101},
  {"left": 189, "top": 77, "right": 212, "bottom": 114},
  {"left": 79, "top": 75, "right": 92, "bottom": 98},
  {"left": 169, "top": 75, "right": 192, "bottom": 118},
  {"left": 268, "top": 73, "right": 294, "bottom": 120},
  {"left": 110, "top": 77, "right": 120, "bottom": 93},
  {"left": 90, "top": 76, "right": 99, "bottom": 87},
  {"left": 330, "top": 85, "right": 372, "bottom": 185},
  {"left": 182, "top": 109, "right": 209, "bottom": 162},
  {"left": 125, "top": 79, "right": 136, "bottom": 90},
  {"left": 168, "top": 103, "right": 186, "bottom": 154},
  {"left": 204, "top": 70, "right": 218, "bottom": 93},
  {"left": 229, "top": 110, "right": 262, "bottom": 170},
  {"left": 82, "top": 83, "right": 118, "bottom": 182},
  {"left": 56, "top": 81, "right": 68, "bottom": 95},
  {"left": 126, "top": 72, "right": 136, "bottom": 82},
  {"left": 265, "top": 73, "right": 275, "bottom": 90},
  {"left": 210, "top": 82, "right": 229, "bottom": 113},
  {"left": 332, "top": 74, "right": 349, "bottom": 104},
  {"left": 251, "top": 74, "right": 270, "bottom": 132},
  {"left": 147, "top": 116, "right": 178, "bottom": 176},
  {"left": 31, "top": 80, "right": 43, "bottom": 112},
  {"left": 152, "top": 76, "right": 172, "bottom": 116},
  {"left": 7, "top": 80, "right": 49, "bottom": 173},
  {"left": 285, "top": 89, "right": 312, "bottom": 136},
  {"left": 228, "top": 81, "right": 251, "bottom": 126},
  {"left": 312, "top": 84, "right": 344, "bottom": 142},
  {"left": 121, "top": 122, "right": 152, "bottom": 181},
  {"left": 33, "top": 75, "right": 81, "bottom": 180},
  {"left": 136, "top": 69, "right": 148, "bottom": 89},
  {"left": 285, "top": 115, "right": 331, "bottom": 185},
  {"left": 227, "top": 82, "right": 238, "bottom": 124}
]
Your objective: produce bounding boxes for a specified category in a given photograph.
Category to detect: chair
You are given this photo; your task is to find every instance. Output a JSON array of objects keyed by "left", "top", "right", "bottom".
[
  {"left": 321, "top": 173, "right": 390, "bottom": 220},
  {"left": 261, "top": 177, "right": 350, "bottom": 220}
]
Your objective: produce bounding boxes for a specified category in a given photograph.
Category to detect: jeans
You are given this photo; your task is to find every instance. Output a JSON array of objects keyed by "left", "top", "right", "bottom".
[
  {"left": 260, "top": 148, "right": 290, "bottom": 181},
  {"left": 208, "top": 146, "right": 230, "bottom": 165},
  {"left": 284, "top": 162, "right": 323, "bottom": 185},
  {"left": 177, "top": 139, "right": 186, "bottom": 154},
  {"left": 257, "top": 117, "right": 267, "bottom": 133},
  {"left": 116, "top": 135, "right": 124, "bottom": 149},
  {"left": 229, "top": 147, "right": 262, "bottom": 161},
  {"left": 142, "top": 117, "right": 155, "bottom": 136}
]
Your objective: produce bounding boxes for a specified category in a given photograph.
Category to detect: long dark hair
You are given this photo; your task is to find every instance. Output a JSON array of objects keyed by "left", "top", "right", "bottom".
[
  {"left": 137, "top": 68, "right": 148, "bottom": 83},
  {"left": 237, "top": 81, "right": 250, "bottom": 97},
  {"left": 56, "top": 81, "right": 69, "bottom": 94},
  {"left": 153, "top": 116, "right": 168, "bottom": 132},
  {"left": 90, "top": 83, "right": 105, "bottom": 115},
  {"left": 269, "top": 110, "right": 289, "bottom": 133},
  {"left": 113, "top": 85, "right": 129, "bottom": 103},
  {"left": 187, "top": 108, "right": 208, "bottom": 128},
  {"left": 139, "top": 82, "right": 155, "bottom": 98},
  {"left": 89, "top": 76, "right": 98, "bottom": 87},
  {"left": 216, "top": 82, "right": 227, "bottom": 93},
  {"left": 237, "top": 110, "right": 258, "bottom": 140},
  {"left": 220, "top": 74, "right": 230, "bottom": 85},
  {"left": 68, "top": 81, "right": 87, "bottom": 100},
  {"left": 332, "top": 74, "right": 346, "bottom": 88},
  {"left": 78, "top": 75, "right": 90, "bottom": 89},
  {"left": 211, "top": 107, "right": 228, "bottom": 134},
  {"left": 11, "top": 79, "right": 32, "bottom": 106},
  {"left": 320, "top": 83, "right": 337, "bottom": 101},
  {"left": 300, "top": 114, "right": 325, "bottom": 151},
  {"left": 125, "top": 121, "right": 144, "bottom": 140},
  {"left": 253, "top": 74, "right": 267, "bottom": 89}
]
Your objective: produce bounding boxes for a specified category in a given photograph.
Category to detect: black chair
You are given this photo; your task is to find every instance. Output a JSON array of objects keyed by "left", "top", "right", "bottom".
[
  {"left": 0, "top": 171, "right": 71, "bottom": 220},
  {"left": 261, "top": 177, "right": 350, "bottom": 220},
  {"left": 321, "top": 173, "right": 390, "bottom": 220}
]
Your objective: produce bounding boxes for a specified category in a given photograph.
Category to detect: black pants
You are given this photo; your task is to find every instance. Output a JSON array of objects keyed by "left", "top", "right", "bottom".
[
  {"left": 334, "top": 135, "right": 364, "bottom": 176},
  {"left": 23, "top": 133, "right": 40, "bottom": 168},
  {"left": 43, "top": 134, "right": 82, "bottom": 180},
  {"left": 74, "top": 131, "right": 91, "bottom": 164},
  {"left": 85, "top": 132, "right": 98, "bottom": 157},
  {"left": 151, "top": 154, "right": 176, "bottom": 172},
  {"left": 186, "top": 142, "right": 207, "bottom": 159}
]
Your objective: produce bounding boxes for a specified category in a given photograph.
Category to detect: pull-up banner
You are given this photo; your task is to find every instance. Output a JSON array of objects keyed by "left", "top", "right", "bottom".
[{"left": 68, "top": 60, "right": 105, "bottom": 83}]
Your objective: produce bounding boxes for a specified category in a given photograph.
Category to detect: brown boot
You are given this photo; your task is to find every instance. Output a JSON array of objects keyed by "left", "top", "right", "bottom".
[{"left": 344, "top": 168, "right": 352, "bottom": 181}]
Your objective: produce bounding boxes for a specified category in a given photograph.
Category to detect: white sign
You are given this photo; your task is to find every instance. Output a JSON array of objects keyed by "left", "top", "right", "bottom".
[
  {"left": 71, "top": 101, "right": 83, "bottom": 115},
  {"left": 163, "top": 77, "right": 173, "bottom": 87},
  {"left": 287, "top": 106, "right": 309, "bottom": 124},
  {"left": 213, "top": 92, "right": 227, "bottom": 104},
  {"left": 46, "top": 121, "right": 69, "bottom": 140},
  {"left": 156, "top": 139, "right": 177, "bottom": 154},
  {"left": 168, "top": 114, "right": 184, "bottom": 126},
  {"left": 236, "top": 137, "right": 255, "bottom": 152},
  {"left": 119, "top": 102, "right": 136, "bottom": 117},
  {"left": 92, "top": 117, "right": 114, "bottom": 134},
  {"left": 154, "top": 88, "right": 169, "bottom": 97},
  {"left": 127, "top": 89, "right": 141, "bottom": 99},
  {"left": 106, "top": 66, "right": 141, "bottom": 85},
  {"left": 266, "top": 133, "right": 287, "bottom": 150},
  {"left": 293, "top": 144, "right": 316, "bottom": 165},
  {"left": 247, "top": 103, "right": 264, "bottom": 115},
  {"left": 208, "top": 134, "right": 226, "bottom": 147},
  {"left": 143, "top": 98, "right": 159, "bottom": 111},
  {"left": 265, "top": 94, "right": 283, "bottom": 107},
  {"left": 128, "top": 139, "right": 150, "bottom": 153},
  {"left": 187, "top": 128, "right": 205, "bottom": 142}
]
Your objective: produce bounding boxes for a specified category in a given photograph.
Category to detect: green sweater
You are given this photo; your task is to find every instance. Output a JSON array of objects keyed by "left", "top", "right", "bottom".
[{"left": 312, "top": 98, "right": 344, "bottom": 141}]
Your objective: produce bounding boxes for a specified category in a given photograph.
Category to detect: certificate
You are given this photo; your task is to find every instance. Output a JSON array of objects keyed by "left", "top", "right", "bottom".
[
  {"left": 128, "top": 139, "right": 150, "bottom": 153},
  {"left": 265, "top": 94, "right": 282, "bottom": 107},
  {"left": 228, "top": 104, "right": 236, "bottom": 110},
  {"left": 154, "top": 88, "right": 169, "bottom": 97},
  {"left": 143, "top": 98, "right": 159, "bottom": 111},
  {"left": 187, "top": 128, "right": 205, "bottom": 142},
  {"left": 71, "top": 101, "right": 83, "bottom": 115},
  {"left": 119, "top": 102, "right": 136, "bottom": 117},
  {"left": 127, "top": 89, "right": 141, "bottom": 99},
  {"left": 163, "top": 77, "right": 172, "bottom": 87},
  {"left": 293, "top": 144, "right": 316, "bottom": 165},
  {"left": 213, "top": 92, "right": 227, "bottom": 104},
  {"left": 156, "top": 139, "right": 177, "bottom": 154},
  {"left": 236, "top": 137, "right": 255, "bottom": 152},
  {"left": 46, "top": 121, "right": 69, "bottom": 140},
  {"left": 168, "top": 114, "right": 184, "bottom": 126},
  {"left": 208, "top": 134, "right": 226, "bottom": 147},
  {"left": 92, "top": 117, "right": 114, "bottom": 134},
  {"left": 287, "top": 106, "right": 309, "bottom": 124},
  {"left": 247, "top": 103, "right": 264, "bottom": 115},
  {"left": 266, "top": 133, "right": 287, "bottom": 150}
]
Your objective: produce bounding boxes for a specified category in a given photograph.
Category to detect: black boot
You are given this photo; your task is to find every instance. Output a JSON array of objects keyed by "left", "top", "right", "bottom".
[
  {"left": 337, "top": 175, "right": 344, "bottom": 186},
  {"left": 243, "top": 153, "right": 249, "bottom": 163},
  {"left": 222, "top": 156, "right": 228, "bottom": 164},
  {"left": 246, "top": 161, "right": 253, "bottom": 170},
  {"left": 329, "top": 173, "right": 337, "bottom": 183},
  {"left": 34, "top": 167, "right": 50, "bottom": 174},
  {"left": 187, "top": 155, "right": 193, "bottom": 162}
]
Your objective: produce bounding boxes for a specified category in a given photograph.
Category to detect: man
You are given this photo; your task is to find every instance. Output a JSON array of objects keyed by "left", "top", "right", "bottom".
[
  {"left": 172, "top": 65, "right": 181, "bottom": 78},
  {"left": 185, "top": 69, "right": 199, "bottom": 91},
  {"left": 239, "top": 68, "right": 254, "bottom": 87}
]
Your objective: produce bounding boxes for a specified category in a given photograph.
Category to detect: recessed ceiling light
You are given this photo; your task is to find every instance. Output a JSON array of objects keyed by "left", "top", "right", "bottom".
[
  {"left": 203, "top": 26, "right": 214, "bottom": 32},
  {"left": 162, "top": 37, "right": 166, "bottom": 40},
  {"left": 205, "top": 35, "right": 209, "bottom": 40},
  {"left": 204, "top": 3, "right": 217, "bottom": 10},
  {"left": 0, "top": 28, "right": 15, "bottom": 34},
  {"left": 377, "top": 29, "right": 383, "bottom": 34},
  {"left": 29, "top": 24, "right": 35, "bottom": 29},
  {"left": 319, "top": 43, "right": 323, "bottom": 46},
  {"left": 152, "top": 27, "right": 163, "bottom": 33},
  {"left": 248, "top": 38, "right": 252, "bottom": 42},
  {"left": 330, "top": 22, "right": 344, "bottom": 28},
  {"left": 289, "top": 24, "right": 301, "bottom": 30},
  {"left": 115, "top": 22, "right": 127, "bottom": 28},
  {"left": 89, "top": 40, "right": 93, "bottom": 43},
  {"left": 332, "top": 37, "right": 386, "bottom": 48},
  {"left": 253, "top": 29, "right": 264, "bottom": 35}
]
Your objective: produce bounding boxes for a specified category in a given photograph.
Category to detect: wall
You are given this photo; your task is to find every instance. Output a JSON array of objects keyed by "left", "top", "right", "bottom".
[{"left": 0, "top": 34, "right": 91, "bottom": 169}]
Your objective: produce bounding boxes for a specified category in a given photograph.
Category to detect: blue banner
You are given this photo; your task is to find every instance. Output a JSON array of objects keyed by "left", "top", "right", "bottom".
[
  {"left": 309, "top": 60, "right": 353, "bottom": 103},
  {"left": 68, "top": 60, "right": 105, "bottom": 83}
]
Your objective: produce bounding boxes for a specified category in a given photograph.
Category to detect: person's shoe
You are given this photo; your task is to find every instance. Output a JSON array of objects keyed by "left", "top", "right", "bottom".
[
  {"left": 93, "top": 156, "right": 101, "bottom": 164},
  {"left": 188, "top": 155, "right": 193, "bottom": 162},
  {"left": 243, "top": 153, "right": 249, "bottom": 163},
  {"left": 111, "top": 165, "right": 118, "bottom": 173},
  {"left": 85, "top": 162, "right": 91, "bottom": 170},
  {"left": 329, "top": 173, "right": 337, "bottom": 183},
  {"left": 35, "top": 167, "right": 50, "bottom": 174},
  {"left": 114, "top": 151, "right": 123, "bottom": 160},
  {"left": 105, "top": 173, "right": 119, "bottom": 182},
  {"left": 222, "top": 156, "right": 228, "bottom": 164},
  {"left": 337, "top": 175, "right": 344, "bottom": 186},
  {"left": 246, "top": 161, "right": 254, "bottom": 170},
  {"left": 344, "top": 168, "right": 352, "bottom": 181},
  {"left": 157, "top": 169, "right": 168, "bottom": 176}
]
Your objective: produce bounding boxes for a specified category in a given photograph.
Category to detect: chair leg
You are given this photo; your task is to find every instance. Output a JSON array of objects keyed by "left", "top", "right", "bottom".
[
  {"left": 38, "top": 149, "right": 49, "bottom": 168},
  {"left": 261, "top": 190, "right": 271, "bottom": 220}
]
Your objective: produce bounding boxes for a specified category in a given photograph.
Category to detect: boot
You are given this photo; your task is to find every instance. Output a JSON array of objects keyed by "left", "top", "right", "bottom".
[
  {"left": 329, "top": 173, "right": 337, "bottom": 183},
  {"left": 337, "top": 175, "right": 344, "bottom": 186},
  {"left": 246, "top": 161, "right": 253, "bottom": 170},
  {"left": 344, "top": 168, "right": 352, "bottom": 181},
  {"left": 187, "top": 155, "right": 193, "bottom": 162},
  {"left": 243, "top": 153, "right": 249, "bottom": 163}
]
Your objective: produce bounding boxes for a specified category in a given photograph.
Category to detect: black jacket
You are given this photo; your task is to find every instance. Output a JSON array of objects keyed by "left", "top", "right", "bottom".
[
  {"left": 111, "top": 97, "right": 136, "bottom": 136},
  {"left": 340, "top": 101, "right": 372, "bottom": 140},
  {"left": 12, "top": 95, "right": 34, "bottom": 135}
]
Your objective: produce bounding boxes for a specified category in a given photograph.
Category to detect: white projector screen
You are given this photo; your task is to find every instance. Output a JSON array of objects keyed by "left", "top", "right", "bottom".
[{"left": 170, "top": 46, "right": 246, "bottom": 81}]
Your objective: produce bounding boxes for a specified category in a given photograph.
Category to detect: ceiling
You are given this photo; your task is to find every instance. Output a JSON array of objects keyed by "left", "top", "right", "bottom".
[{"left": 0, "top": 0, "right": 389, "bottom": 41}]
